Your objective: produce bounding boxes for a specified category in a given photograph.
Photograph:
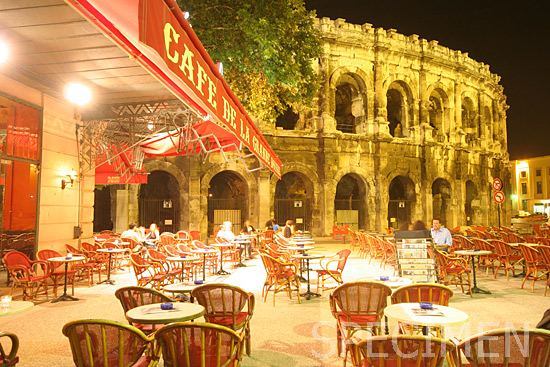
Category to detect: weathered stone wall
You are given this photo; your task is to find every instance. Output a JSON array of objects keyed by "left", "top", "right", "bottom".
[{"left": 135, "top": 18, "right": 510, "bottom": 237}]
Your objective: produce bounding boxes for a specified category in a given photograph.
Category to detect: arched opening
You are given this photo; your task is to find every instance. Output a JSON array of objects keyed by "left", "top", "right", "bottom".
[
  {"left": 465, "top": 180, "right": 478, "bottom": 226},
  {"left": 334, "top": 174, "right": 367, "bottom": 230},
  {"left": 334, "top": 73, "right": 367, "bottom": 134},
  {"left": 462, "top": 97, "right": 477, "bottom": 144},
  {"left": 139, "top": 171, "right": 180, "bottom": 234},
  {"left": 93, "top": 186, "right": 112, "bottom": 232},
  {"left": 388, "top": 176, "right": 415, "bottom": 229},
  {"left": 432, "top": 178, "right": 452, "bottom": 227},
  {"left": 387, "top": 81, "right": 413, "bottom": 137},
  {"left": 428, "top": 88, "right": 449, "bottom": 142},
  {"left": 274, "top": 172, "right": 313, "bottom": 231},
  {"left": 483, "top": 105, "right": 493, "bottom": 142},
  {"left": 207, "top": 171, "right": 248, "bottom": 237},
  {"left": 275, "top": 105, "right": 299, "bottom": 130}
]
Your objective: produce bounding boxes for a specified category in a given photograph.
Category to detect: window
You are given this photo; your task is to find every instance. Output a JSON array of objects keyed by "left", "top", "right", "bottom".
[
  {"left": 536, "top": 169, "right": 542, "bottom": 176},
  {"left": 537, "top": 181, "right": 542, "bottom": 194},
  {"left": 520, "top": 171, "right": 527, "bottom": 178},
  {"left": 521, "top": 182, "right": 527, "bottom": 195},
  {"left": 522, "top": 199, "right": 528, "bottom": 211}
]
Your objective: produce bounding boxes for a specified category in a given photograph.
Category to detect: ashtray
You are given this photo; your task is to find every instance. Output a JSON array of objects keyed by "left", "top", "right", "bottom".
[
  {"left": 299, "top": 245, "right": 304, "bottom": 248},
  {"left": 65, "top": 256, "right": 72, "bottom": 260},
  {"left": 180, "top": 255, "right": 187, "bottom": 258},
  {"left": 303, "top": 254, "right": 309, "bottom": 256},
  {"left": 380, "top": 276, "right": 390, "bottom": 281},
  {"left": 160, "top": 303, "right": 173, "bottom": 310},
  {"left": 420, "top": 302, "right": 433, "bottom": 309},
  {"left": 194, "top": 280, "right": 204, "bottom": 285},
  {"left": 474, "top": 249, "right": 481, "bottom": 252}
]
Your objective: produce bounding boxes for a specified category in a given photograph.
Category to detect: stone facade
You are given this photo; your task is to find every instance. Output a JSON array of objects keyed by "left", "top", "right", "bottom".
[{"left": 115, "top": 18, "right": 510, "bottom": 237}]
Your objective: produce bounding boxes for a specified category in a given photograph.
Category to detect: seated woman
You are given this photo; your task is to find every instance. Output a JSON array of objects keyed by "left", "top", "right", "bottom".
[{"left": 283, "top": 220, "right": 294, "bottom": 238}]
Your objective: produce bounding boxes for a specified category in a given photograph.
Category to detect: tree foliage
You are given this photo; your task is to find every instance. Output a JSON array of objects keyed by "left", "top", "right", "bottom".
[{"left": 178, "top": 0, "right": 322, "bottom": 123}]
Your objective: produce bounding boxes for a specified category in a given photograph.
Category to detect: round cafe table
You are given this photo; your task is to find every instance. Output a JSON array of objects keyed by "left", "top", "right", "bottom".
[
  {"left": 126, "top": 302, "right": 205, "bottom": 326},
  {"left": 0, "top": 301, "right": 33, "bottom": 317},
  {"left": 48, "top": 256, "right": 85, "bottom": 302},
  {"left": 210, "top": 243, "right": 234, "bottom": 275},
  {"left": 291, "top": 253, "right": 325, "bottom": 300},
  {"left": 191, "top": 249, "right": 218, "bottom": 281},
  {"left": 231, "top": 239, "right": 251, "bottom": 267},
  {"left": 384, "top": 302, "right": 469, "bottom": 336},
  {"left": 96, "top": 248, "right": 126, "bottom": 285},
  {"left": 166, "top": 256, "right": 200, "bottom": 281},
  {"left": 454, "top": 250, "right": 492, "bottom": 294}
]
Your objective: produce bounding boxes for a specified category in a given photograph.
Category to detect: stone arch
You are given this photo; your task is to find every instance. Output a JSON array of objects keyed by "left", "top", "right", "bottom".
[
  {"left": 331, "top": 167, "right": 372, "bottom": 230},
  {"left": 139, "top": 170, "right": 181, "bottom": 234},
  {"left": 274, "top": 171, "right": 315, "bottom": 232},
  {"left": 387, "top": 175, "right": 416, "bottom": 230},
  {"left": 432, "top": 178, "right": 453, "bottom": 227},
  {"left": 386, "top": 80, "right": 416, "bottom": 137},
  {"left": 427, "top": 87, "right": 451, "bottom": 140},
  {"left": 142, "top": 160, "right": 187, "bottom": 230},
  {"left": 465, "top": 179, "right": 479, "bottom": 226},
  {"left": 461, "top": 95, "right": 478, "bottom": 144},
  {"left": 329, "top": 68, "right": 370, "bottom": 134},
  {"left": 200, "top": 162, "right": 257, "bottom": 236}
]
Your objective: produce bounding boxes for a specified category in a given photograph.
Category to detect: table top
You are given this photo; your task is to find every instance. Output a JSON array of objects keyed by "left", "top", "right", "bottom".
[
  {"left": 166, "top": 256, "right": 200, "bottom": 262},
  {"left": 291, "top": 253, "right": 324, "bottom": 260},
  {"left": 231, "top": 239, "right": 251, "bottom": 244},
  {"left": 286, "top": 245, "right": 315, "bottom": 251},
  {"left": 164, "top": 282, "right": 201, "bottom": 293},
  {"left": 454, "top": 250, "right": 492, "bottom": 256},
  {"left": 210, "top": 243, "right": 234, "bottom": 248},
  {"left": 191, "top": 249, "right": 218, "bottom": 254},
  {"left": 48, "top": 256, "right": 86, "bottom": 263},
  {"left": 384, "top": 303, "right": 469, "bottom": 328},
  {"left": 0, "top": 301, "right": 34, "bottom": 317},
  {"left": 97, "top": 248, "right": 126, "bottom": 253},
  {"left": 126, "top": 302, "right": 205, "bottom": 325},
  {"left": 357, "top": 276, "right": 413, "bottom": 288},
  {"left": 508, "top": 242, "right": 539, "bottom": 247}
]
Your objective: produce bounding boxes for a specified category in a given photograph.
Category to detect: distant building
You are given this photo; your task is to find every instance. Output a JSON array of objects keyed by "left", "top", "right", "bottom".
[{"left": 510, "top": 157, "right": 550, "bottom": 217}]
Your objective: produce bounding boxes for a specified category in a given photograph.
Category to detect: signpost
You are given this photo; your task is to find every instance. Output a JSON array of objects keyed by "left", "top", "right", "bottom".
[{"left": 493, "top": 178, "right": 504, "bottom": 228}]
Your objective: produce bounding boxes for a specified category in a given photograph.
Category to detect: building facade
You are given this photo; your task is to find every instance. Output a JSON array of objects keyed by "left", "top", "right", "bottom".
[
  {"left": 510, "top": 157, "right": 550, "bottom": 217},
  {"left": 104, "top": 17, "right": 510, "bottom": 237}
]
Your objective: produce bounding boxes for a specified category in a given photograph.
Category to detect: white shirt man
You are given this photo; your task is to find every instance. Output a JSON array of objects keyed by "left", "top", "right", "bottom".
[
  {"left": 217, "top": 221, "right": 236, "bottom": 241},
  {"left": 430, "top": 218, "right": 452, "bottom": 251}
]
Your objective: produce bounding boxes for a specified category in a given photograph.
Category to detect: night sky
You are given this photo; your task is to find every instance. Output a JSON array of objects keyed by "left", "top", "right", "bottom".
[{"left": 305, "top": 0, "right": 550, "bottom": 160}]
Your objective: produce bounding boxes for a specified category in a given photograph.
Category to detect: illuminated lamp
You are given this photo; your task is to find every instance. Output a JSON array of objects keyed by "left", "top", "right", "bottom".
[
  {"left": 64, "top": 82, "right": 92, "bottom": 106},
  {"left": 61, "top": 169, "right": 78, "bottom": 190}
]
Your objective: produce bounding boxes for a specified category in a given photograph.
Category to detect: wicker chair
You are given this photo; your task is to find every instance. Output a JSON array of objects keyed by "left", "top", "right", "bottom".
[
  {"left": 350, "top": 334, "right": 457, "bottom": 367},
  {"left": 315, "top": 249, "right": 351, "bottom": 293},
  {"left": 490, "top": 240, "right": 524, "bottom": 280},
  {"left": 62, "top": 319, "right": 159, "bottom": 367},
  {"left": 65, "top": 244, "right": 97, "bottom": 286},
  {"left": 4, "top": 251, "right": 50, "bottom": 301},
  {"left": 329, "top": 281, "right": 392, "bottom": 366},
  {"left": 192, "top": 283, "right": 255, "bottom": 356},
  {"left": 154, "top": 322, "right": 242, "bottom": 367},
  {"left": 518, "top": 244, "right": 549, "bottom": 292},
  {"left": 0, "top": 331, "right": 19, "bottom": 366},
  {"left": 257, "top": 250, "right": 300, "bottom": 306},
  {"left": 435, "top": 250, "right": 472, "bottom": 296},
  {"left": 129, "top": 254, "right": 167, "bottom": 290},
  {"left": 457, "top": 328, "right": 550, "bottom": 367}
]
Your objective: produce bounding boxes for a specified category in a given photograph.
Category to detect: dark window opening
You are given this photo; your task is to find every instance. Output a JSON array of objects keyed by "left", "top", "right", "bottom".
[{"left": 275, "top": 106, "right": 299, "bottom": 130}]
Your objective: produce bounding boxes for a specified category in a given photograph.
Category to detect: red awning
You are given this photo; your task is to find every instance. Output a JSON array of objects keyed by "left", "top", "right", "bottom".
[
  {"left": 140, "top": 120, "right": 241, "bottom": 157},
  {"left": 65, "top": 0, "right": 282, "bottom": 178},
  {"left": 94, "top": 144, "right": 148, "bottom": 184}
]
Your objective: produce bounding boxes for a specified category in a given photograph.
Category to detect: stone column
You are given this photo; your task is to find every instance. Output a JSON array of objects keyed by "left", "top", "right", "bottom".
[
  {"left": 258, "top": 169, "right": 272, "bottom": 228},
  {"left": 188, "top": 159, "right": 202, "bottom": 234},
  {"left": 374, "top": 32, "right": 390, "bottom": 137}
]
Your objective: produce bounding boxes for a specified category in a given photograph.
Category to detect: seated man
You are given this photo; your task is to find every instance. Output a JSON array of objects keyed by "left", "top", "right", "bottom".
[
  {"left": 121, "top": 223, "right": 142, "bottom": 244},
  {"left": 430, "top": 217, "right": 452, "bottom": 252},
  {"left": 217, "top": 221, "right": 236, "bottom": 242}
]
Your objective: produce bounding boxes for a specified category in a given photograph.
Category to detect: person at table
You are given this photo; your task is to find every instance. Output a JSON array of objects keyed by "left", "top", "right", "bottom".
[
  {"left": 430, "top": 217, "right": 452, "bottom": 252},
  {"left": 217, "top": 221, "right": 236, "bottom": 241},
  {"left": 143, "top": 223, "right": 159, "bottom": 248},
  {"left": 283, "top": 220, "right": 294, "bottom": 238},
  {"left": 121, "top": 223, "right": 143, "bottom": 244}
]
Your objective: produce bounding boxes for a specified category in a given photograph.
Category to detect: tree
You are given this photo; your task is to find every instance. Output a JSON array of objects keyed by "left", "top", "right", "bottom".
[{"left": 178, "top": 0, "right": 322, "bottom": 123}]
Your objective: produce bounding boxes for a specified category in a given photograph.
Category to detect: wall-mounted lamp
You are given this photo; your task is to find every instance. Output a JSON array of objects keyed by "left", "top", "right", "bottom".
[{"left": 61, "top": 170, "right": 78, "bottom": 190}]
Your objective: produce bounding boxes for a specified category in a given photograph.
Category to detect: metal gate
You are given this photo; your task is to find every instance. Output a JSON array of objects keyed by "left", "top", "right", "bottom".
[
  {"left": 139, "top": 198, "right": 176, "bottom": 233},
  {"left": 275, "top": 199, "right": 308, "bottom": 231}
]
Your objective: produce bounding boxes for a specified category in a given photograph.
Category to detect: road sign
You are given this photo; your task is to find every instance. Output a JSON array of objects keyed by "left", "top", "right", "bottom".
[
  {"left": 494, "top": 191, "right": 505, "bottom": 204},
  {"left": 492, "top": 178, "right": 502, "bottom": 191}
]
